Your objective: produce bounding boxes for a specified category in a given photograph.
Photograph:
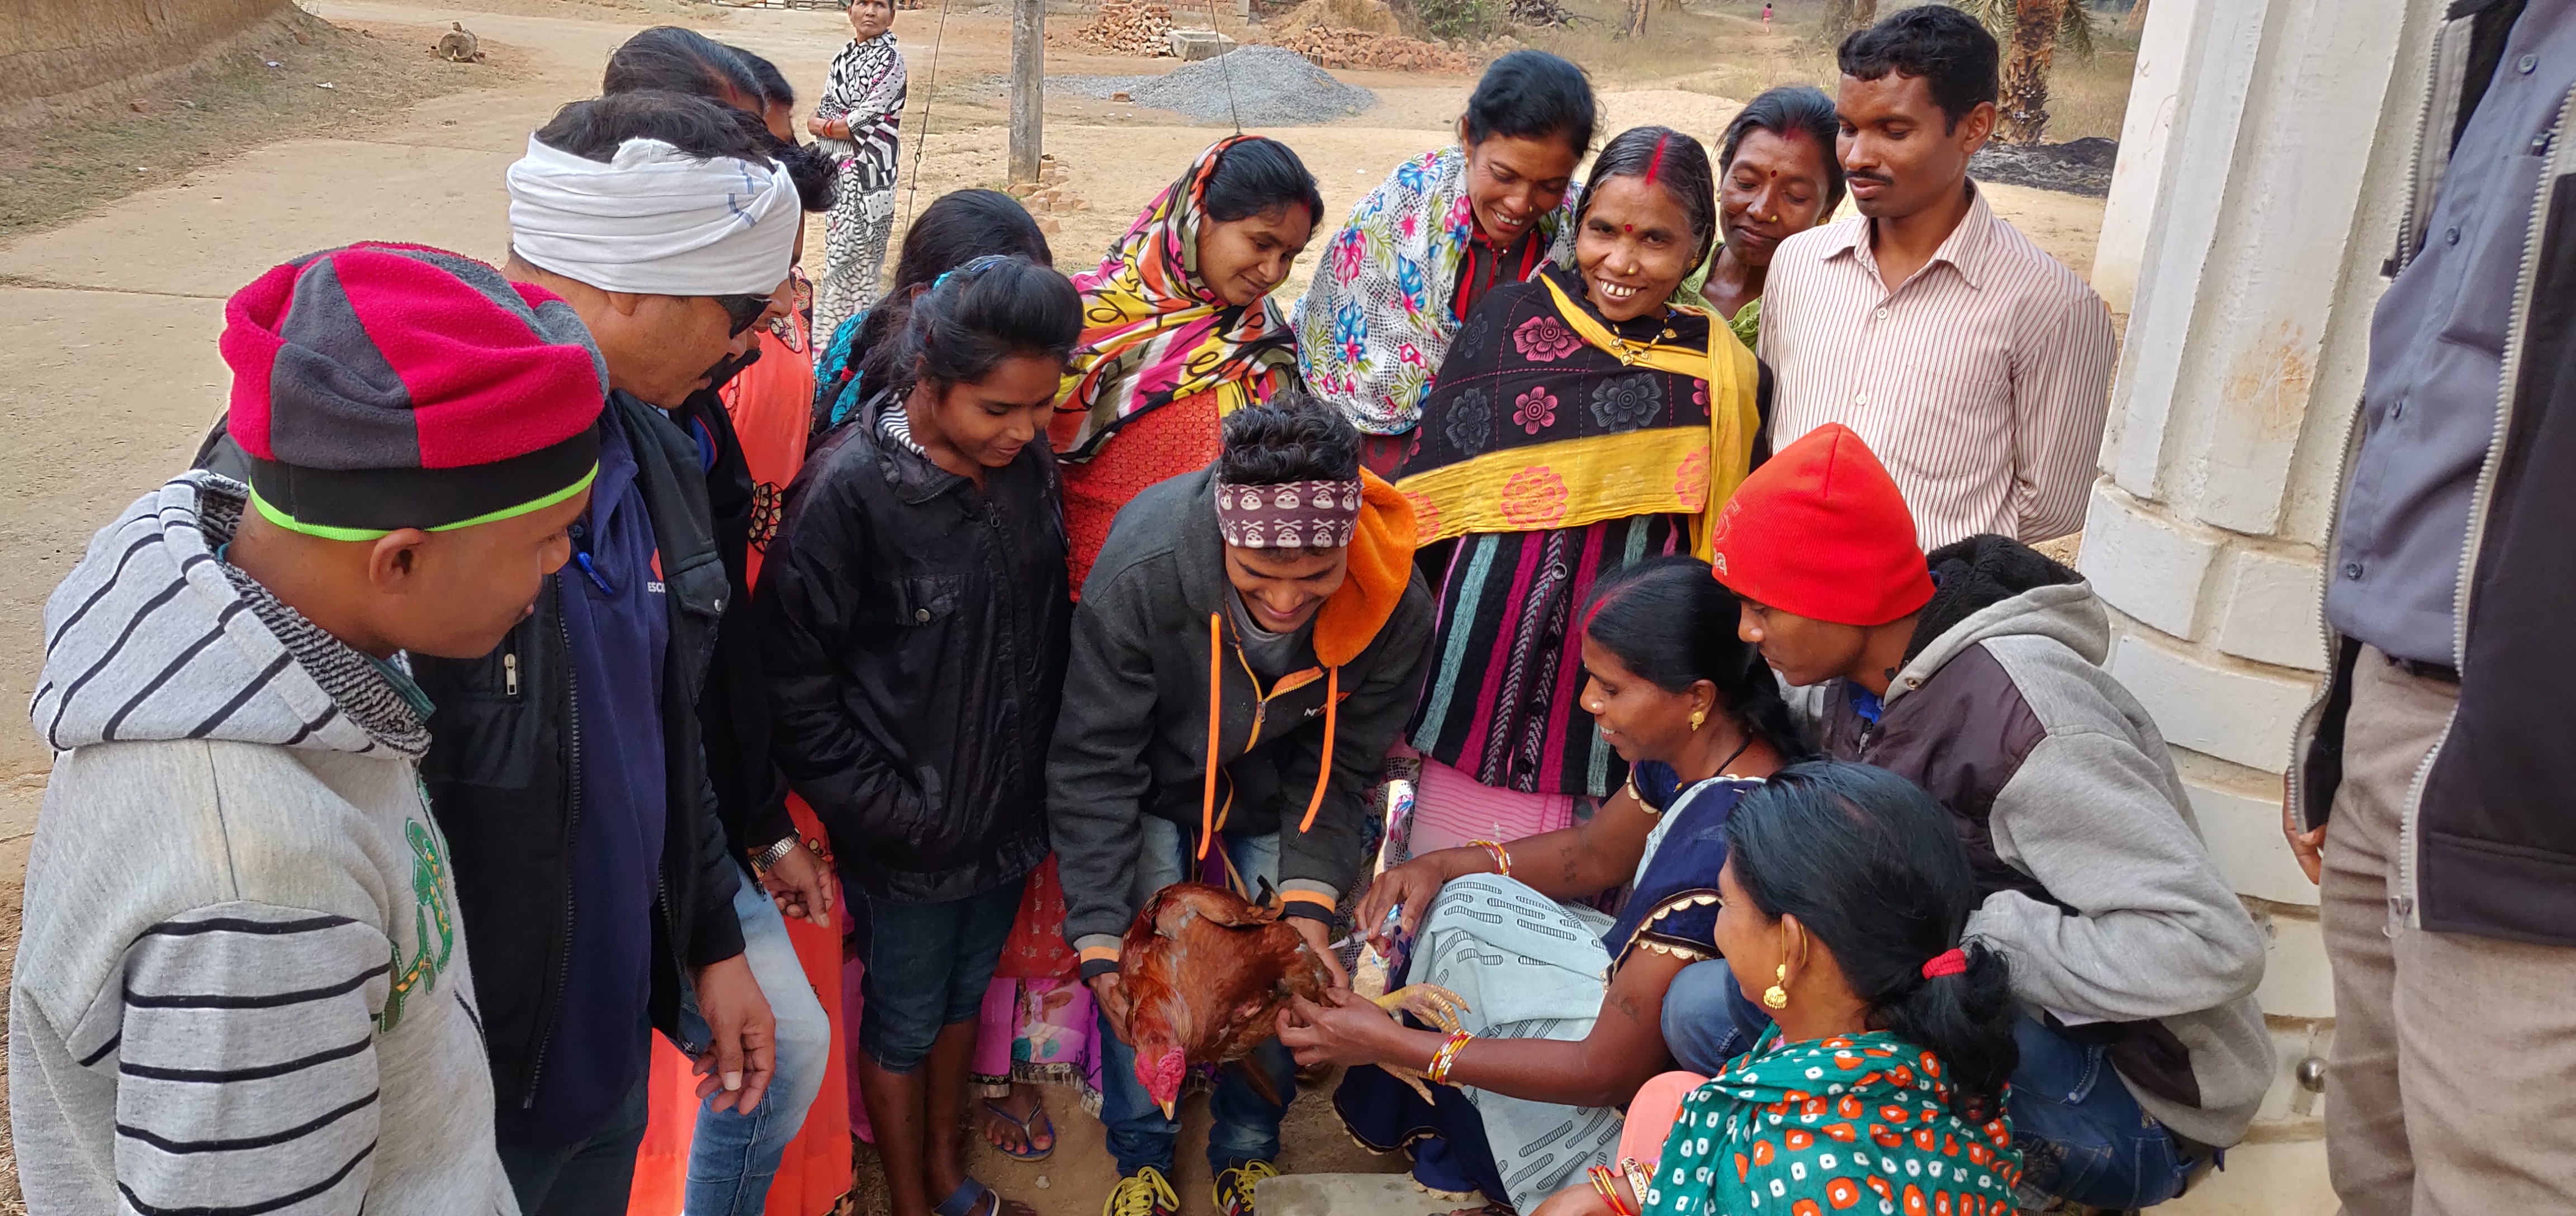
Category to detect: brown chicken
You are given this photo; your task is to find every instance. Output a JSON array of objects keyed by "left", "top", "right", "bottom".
[{"left": 1116, "top": 882, "right": 1466, "bottom": 1117}]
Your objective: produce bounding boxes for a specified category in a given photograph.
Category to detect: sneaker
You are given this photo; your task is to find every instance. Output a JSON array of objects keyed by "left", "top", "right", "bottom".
[
  {"left": 1104, "top": 1166, "right": 1180, "bottom": 1216},
  {"left": 1212, "top": 1159, "right": 1279, "bottom": 1216}
]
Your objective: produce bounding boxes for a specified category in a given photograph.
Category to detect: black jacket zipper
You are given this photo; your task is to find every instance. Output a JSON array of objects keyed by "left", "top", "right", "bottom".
[{"left": 520, "top": 609, "right": 581, "bottom": 1108}]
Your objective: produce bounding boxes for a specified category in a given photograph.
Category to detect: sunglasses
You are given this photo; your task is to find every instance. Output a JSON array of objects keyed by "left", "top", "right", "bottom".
[{"left": 713, "top": 293, "right": 775, "bottom": 338}]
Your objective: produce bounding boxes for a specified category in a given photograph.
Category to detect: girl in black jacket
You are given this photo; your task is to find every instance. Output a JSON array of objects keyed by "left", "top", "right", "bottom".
[{"left": 758, "top": 254, "right": 1080, "bottom": 1216}]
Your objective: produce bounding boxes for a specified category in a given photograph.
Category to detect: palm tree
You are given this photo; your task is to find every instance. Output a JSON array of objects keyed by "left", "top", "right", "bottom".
[
  {"left": 1949, "top": 0, "right": 2095, "bottom": 143},
  {"left": 1817, "top": 0, "right": 1880, "bottom": 45}
]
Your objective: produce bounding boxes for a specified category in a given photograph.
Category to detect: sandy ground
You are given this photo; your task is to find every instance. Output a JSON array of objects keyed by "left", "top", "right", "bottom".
[{"left": 0, "top": 2, "right": 2109, "bottom": 1209}]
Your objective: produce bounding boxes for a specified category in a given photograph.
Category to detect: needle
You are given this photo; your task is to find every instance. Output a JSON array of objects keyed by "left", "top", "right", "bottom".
[{"left": 1329, "top": 901, "right": 1404, "bottom": 952}]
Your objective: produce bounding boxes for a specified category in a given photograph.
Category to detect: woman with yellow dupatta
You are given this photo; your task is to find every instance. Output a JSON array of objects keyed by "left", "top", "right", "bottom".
[
  {"left": 1052, "top": 134, "right": 1322, "bottom": 592},
  {"left": 1393, "top": 126, "right": 1769, "bottom": 858}
]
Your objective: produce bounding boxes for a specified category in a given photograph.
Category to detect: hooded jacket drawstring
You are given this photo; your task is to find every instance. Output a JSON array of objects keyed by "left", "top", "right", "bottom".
[
  {"left": 1299, "top": 667, "right": 1337, "bottom": 834},
  {"left": 1198, "top": 610, "right": 1340, "bottom": 862},
  {"left": 1201, "top": 612, "right": 1222, "bottom": 860}
]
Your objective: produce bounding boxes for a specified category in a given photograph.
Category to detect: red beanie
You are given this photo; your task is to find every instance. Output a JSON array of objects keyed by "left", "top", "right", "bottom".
[{"left": 1708, "top": 424, "right": 1932, "bottom": 626}]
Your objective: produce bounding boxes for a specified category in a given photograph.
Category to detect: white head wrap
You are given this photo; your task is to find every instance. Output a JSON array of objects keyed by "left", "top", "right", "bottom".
[{"left": 505, "top": 135, "right": 800, "bottom": 296}]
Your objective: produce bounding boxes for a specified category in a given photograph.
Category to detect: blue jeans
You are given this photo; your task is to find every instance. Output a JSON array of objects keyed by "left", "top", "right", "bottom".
[
  {"left": 1660, "top": 962, "right": 2205, "bottom": 1209},
  {"left": 2005, "top": 1015, "right": 2206, "bottom": 1209},
  {"left": 1660, "top": 959, "right": 1768, "bottom": 1074},
  {"left": 675, "top": 876, "right": 835, "bottom": 1216},
  {"left": 499, "top": 1075, "right": 651, "bottom": 1216},
  {"left": 1096, "top": 820, "right": 1296, "bottom": 1177},
  {"left": 851, "top": 880, "right": 1021, "bottom": 1071}
]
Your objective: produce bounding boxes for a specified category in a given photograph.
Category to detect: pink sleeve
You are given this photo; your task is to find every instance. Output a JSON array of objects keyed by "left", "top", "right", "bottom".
[{"left": 1618, "top": 1070, "right": 1712, "bottom": 1171}]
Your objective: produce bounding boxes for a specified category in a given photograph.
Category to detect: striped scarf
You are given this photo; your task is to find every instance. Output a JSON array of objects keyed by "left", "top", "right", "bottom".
[{"left": 1052, "top": 136, "right": 1297, "bottom": 462}]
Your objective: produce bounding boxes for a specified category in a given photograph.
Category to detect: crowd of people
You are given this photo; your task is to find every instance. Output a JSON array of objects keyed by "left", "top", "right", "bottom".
[{"left": 22, "top": 1, "right": 2563, "bottom": 1214}]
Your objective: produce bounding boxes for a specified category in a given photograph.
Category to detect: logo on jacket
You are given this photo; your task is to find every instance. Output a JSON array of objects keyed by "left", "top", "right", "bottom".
[{"left": 378, "top": 816, "right": 457, "bottom": 1035}]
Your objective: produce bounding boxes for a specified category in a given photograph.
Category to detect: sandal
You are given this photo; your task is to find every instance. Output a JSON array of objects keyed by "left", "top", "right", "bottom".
[
  {"left": 933, "top": 1176, "right": 1022, "bottom": 1216},
  {"left": 981, "top": 1095, "right": 1055, "bottom": 1162}
]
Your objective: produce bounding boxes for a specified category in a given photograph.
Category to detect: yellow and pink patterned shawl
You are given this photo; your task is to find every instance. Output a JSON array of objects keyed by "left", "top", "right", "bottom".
[{"left": 1051, "top": 136, "right": 1299, "bottom": 461}]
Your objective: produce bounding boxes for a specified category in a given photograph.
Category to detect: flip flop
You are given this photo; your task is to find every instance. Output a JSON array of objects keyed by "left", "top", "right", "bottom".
[
  {"left": 981, "top": 1096, "right": 1055, "bottom": 1162},
  {"left": 932, "top": 1176, "right": 1005, "bottom": 1216}
]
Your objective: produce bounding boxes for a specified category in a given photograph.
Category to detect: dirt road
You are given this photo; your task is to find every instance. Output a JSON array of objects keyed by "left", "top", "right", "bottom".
[{"left": 0, "top": 2, "right": 2110, "bottom": 1208}]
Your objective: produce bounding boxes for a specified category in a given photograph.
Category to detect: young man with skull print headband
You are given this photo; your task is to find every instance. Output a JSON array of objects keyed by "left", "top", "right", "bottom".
[{"left": 1048, "top": 389, "right": 1435, "bottom": 1216}]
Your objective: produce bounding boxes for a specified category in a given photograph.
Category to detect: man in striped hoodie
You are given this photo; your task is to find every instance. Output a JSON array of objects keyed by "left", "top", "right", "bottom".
[{"left": 10, "top": 244, "right": 607, "bottom": 1215}]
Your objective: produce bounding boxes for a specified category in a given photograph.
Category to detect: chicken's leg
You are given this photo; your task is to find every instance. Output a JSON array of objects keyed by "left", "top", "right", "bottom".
[
  {"left": 1373, "top": 984, "right": 1467, "bottom": 1033},
  {"left": 1370, "top": 984, "right": 1470, "bottom": 1105}
]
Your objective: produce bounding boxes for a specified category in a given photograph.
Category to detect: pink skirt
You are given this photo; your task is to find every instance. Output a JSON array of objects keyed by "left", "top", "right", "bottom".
[
  {"left": 1620, "top": 1071, "right": 1711, "bottom": 1174},
  {"left": 1408, "top": 750, "right": 1588, "bottom": 858}
]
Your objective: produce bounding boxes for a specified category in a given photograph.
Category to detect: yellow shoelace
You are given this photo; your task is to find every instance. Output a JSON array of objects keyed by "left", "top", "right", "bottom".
[
  {"left": 1106, "top": 1166, "right": 1178, "bottom": 1216},
  {"left": 1215, "top": 1160, "right": 1279, "bottom": 1215}
]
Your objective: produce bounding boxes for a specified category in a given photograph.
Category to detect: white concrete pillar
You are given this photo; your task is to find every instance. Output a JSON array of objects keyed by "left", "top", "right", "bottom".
[
  {"left": 2077, "top": 1, "right": 2444, "bottom": 1210},
  {"left": 2087, "top": 0, "right": 2194, "bottom": 315}
]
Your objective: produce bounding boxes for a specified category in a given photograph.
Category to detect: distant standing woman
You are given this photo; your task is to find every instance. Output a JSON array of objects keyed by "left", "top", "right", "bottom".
[{"left": 811, "top": 0, "right": 907, "bottom": 357}]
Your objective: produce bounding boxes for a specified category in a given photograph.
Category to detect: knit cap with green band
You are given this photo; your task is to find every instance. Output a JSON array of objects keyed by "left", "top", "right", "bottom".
[{"left": 221, "top": 243, "right": 609, "bottom": 540}]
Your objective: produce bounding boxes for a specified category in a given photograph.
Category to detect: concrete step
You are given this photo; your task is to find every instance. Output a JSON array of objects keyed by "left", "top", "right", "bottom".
[{"left": 1258, "top": 1172, "right": 1469, "bottom": 1216}]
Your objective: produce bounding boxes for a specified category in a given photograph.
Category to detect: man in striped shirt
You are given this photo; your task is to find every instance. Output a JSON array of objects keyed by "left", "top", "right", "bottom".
[{"left": 1758, "top": 6, "right": 2116, "bottom": 550}]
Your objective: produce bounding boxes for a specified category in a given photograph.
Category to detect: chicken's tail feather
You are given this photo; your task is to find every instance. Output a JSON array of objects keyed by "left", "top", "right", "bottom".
[{"left": 1229, "top": 1055, "right": 1286, "bottom": 1109}]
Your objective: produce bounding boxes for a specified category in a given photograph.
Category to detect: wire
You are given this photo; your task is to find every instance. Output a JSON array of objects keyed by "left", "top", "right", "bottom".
[
  {"left": 1206, "top": 0, "right": 1242, "bottom": 133},
  {"left": 901, "top": 0, "right": 953, "bottom": 232}
]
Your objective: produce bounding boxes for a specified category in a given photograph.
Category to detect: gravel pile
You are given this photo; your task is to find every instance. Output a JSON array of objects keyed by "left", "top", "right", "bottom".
[
  {"left": 1053, "top": 46, "right": 1376, "bottom": 125},
  {"left": 1970, "top": 136, "right": 2118, "bottom": 197}
]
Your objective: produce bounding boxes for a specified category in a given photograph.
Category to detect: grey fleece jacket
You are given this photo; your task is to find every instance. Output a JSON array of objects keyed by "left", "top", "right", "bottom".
[
  {"left": 1049, "top": 465, "right": 1434, "bottom": 978},
  {"left": 12, "top": 473, "right": 515, "bottom": 1215},
  {"left": 1811, "top": 566, "right": 2273, "bottom": 1149}
]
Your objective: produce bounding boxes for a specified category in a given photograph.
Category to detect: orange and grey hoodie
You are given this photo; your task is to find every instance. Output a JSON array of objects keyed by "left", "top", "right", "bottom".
[{"left": 1049, "top": 464, "right": 1434, "bottom": 980}]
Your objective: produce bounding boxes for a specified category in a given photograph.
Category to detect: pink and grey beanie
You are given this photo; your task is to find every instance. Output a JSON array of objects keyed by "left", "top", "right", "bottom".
[{"left": 219, "top": 242, "right": 608, "bottom": 540}]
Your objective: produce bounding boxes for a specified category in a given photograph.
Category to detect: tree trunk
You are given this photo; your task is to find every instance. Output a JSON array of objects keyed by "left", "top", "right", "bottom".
[
  {"left": 1816, "top": 0, "right": 1874, "bottom": 45},
  {"left": 1996, "top": 0, "right": 2057, "bottom": 144},
  {"left": 1626, "top": 0, "right": 1648, "bottom": 37}
]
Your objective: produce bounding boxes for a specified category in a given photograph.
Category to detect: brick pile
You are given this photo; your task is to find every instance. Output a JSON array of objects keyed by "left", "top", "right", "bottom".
[
  {"left": 1266, "top": 26, "right": 1480, "bottom": 73},
  {"left": 1074, "top": 0, "right": 1177, "bottom": 56},
  {"left": 1005, "top": 155, "right": 1090, "bottom": 235}
]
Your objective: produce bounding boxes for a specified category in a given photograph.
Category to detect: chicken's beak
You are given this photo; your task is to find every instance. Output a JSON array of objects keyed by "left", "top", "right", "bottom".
[{"left": 1158, "top": 1099, "right": 1177, "bottom": 1121}]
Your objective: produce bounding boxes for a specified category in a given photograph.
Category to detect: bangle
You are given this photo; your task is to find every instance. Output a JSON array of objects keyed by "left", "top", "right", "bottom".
[
  {"left": 1466, "top": 838, "right": 1513, "bottom": 877},
  {"left": 1425, "top": 1029, "right": 1474, "bottom": 1084},
  {"left": 1588, "top": 1164, "right": 1638, "bottom": 1216},
  {"left": 1619, "top": 1157, "right": 1653, "bottom": 1205}
]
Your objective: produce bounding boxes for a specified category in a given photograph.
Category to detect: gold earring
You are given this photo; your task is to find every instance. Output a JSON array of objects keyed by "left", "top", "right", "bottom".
[
  {"left": 1763, "top": 963, "right": 1789, "bottom": 1010},
  {"left": 1689, "top": 708, "right": 1707, "bottom": 732}
]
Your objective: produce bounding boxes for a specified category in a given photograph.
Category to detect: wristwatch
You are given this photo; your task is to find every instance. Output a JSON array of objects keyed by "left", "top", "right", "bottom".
[{"left": 749, "top": 835, "right": 799, "bottom": 875}]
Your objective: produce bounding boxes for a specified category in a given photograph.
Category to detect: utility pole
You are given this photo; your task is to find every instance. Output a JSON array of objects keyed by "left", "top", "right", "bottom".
[{"left": 1009, "top": 0, "right": 1043, "bottom": 184}]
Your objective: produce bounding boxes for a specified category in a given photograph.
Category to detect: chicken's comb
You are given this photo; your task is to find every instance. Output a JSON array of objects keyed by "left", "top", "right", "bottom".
[{"left": 1150, "top": 1048, "right": 1188, "bottom": 1097}]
